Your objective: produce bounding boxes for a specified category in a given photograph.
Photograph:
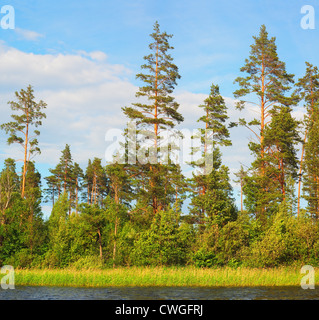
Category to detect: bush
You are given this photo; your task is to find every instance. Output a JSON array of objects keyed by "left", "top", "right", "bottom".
[
  {"left": 192, "top": 249, "right": 220, "bottom": 268},
  {"left": 4, "top": 249, "right": 33, "bottom": 269},
  {"left": 131, "top": 209, "right": 193, "bottom": 266},
  {"left": 69, "top": 256, "right": 104, "bottom": 270},
  {"left": 216, "top": 217, "right": 250, "bottom": 265}
]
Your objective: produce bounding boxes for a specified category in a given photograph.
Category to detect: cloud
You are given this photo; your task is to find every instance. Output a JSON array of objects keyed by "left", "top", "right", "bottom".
[
  {"left": 0, "top": 43, "right": 132, "bottom": 92},
  {"left": 77, "top": 50, "right": 108, "bottom": 62},
  {"left": 15, "top": 28, "right": 45, "bottom": 41},
  {"left": 0, "top": 43, "right": 137, "bottom": 168}
]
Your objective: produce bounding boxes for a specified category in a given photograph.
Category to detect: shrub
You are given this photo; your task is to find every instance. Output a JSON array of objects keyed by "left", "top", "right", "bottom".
[
  {"left": 70, "top": 256, "right": 104, "bottom": 270},
  {"left": 192, "top": 249, "right": 220, "bottom": 268}
]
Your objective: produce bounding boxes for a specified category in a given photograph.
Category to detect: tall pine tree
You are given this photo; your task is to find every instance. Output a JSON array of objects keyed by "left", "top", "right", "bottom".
[
  {"left": 294, "top": 62, "right": 319, "bottom": 217},
  {"left": 234, "top": 25, "right": 296, "bottom": 221},
  {"left": 122, "top": 21, "right": 184, "bottom": 215},
  {"left": 1, "top": 85, "right": 47, "bottom": 198},
  {"left": 303, "top": 105, "right": 319, "bottom": 219},
  {"left": 189, "top": 83, "right": 236, "bottom": 227}
]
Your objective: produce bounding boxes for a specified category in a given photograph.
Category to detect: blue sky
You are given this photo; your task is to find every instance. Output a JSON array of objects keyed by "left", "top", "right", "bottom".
[
  {"left": 3, "top": 0, "right": 319, "bottom": 95},
  {"left": 0, "top": 0, "right": 318, "bottom": 215}
]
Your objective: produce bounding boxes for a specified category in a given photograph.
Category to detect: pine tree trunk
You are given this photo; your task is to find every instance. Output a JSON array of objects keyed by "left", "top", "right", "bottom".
[
  {"left": 297, "top": 132, "right": 307, "bottom": 217},
  {"left": 97, "top": 228, "right": 103, "bottom": 261},
  {"left": 21, "top": 121, "right": 29, "bottom": 199},
  {"left": 113, "top": 186, "right": 119, "bottom": 268},
  {"left": 241, "top": 180, "right": 243, "bottom": 212},
  {"left": 113, "top": 216, "right": 118, "bottom": 269},
  {"left": 87, "top": 184, "right": 90, "bottom": 204},
  {"left": 150, "top": 42, "right": 159, "bottom": 216},
  {"left": 260, "top": 57, "right": 266, "bottom": 219},
  {"left": 75, "top": 178, "right": 78, "bottom": 215}
]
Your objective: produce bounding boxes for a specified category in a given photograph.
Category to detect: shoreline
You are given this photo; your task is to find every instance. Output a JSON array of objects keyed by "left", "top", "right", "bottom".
[{"left": 12, "top": 266, "right": 318, "bottom": 288}]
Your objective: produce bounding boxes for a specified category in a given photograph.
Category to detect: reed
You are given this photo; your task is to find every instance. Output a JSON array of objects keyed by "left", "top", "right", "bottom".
[{"left": 12, "top": 266, "right": 318, "bottom": 288}]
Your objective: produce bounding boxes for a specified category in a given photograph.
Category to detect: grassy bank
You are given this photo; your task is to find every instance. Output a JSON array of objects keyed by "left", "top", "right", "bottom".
[{"left": 12, "top": 266, "right": 318, "bottom": 288}]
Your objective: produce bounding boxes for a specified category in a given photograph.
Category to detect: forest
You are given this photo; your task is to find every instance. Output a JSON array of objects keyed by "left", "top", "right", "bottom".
[{"left": 1, "top": 22, "right": 319, "bottom": 270}]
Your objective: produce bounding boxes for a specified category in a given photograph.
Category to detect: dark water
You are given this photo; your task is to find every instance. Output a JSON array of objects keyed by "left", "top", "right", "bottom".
[{"left": 0, "top": 286, "right": 318, "bottom": 300}]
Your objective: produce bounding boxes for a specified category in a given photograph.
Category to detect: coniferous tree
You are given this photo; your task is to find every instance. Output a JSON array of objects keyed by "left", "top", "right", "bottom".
[
  {"left": 45, "top": 145, "right": 85, "bottom": 213},
  {"left": 243, "top": 106, "right": 300, "bottom": 221},
  {"left": 84, "top": 158, "right": 108, "bottom": 206},
  {"left": 189, "top": 83, "right": 236, "bottom": 227},
  {"left": 1, "top": 85, "right": 47, "bottom": 198},
  {"left": 23, "top": 161, "right": 43, "bottom": 254},
  {"left": 59, "top": 144, "right": 73, "bottom": 195},
  {"left": 234, "top": 25, "right": 297, "bottom": 221},
  {"left": 84, "top": 159, "right": 93, "bottom": 204},
  {"left": 72, "top": 162, "right": 84, "bottom": 214},
  {"left": 0, "top": 159, "right": 20, "bottom": 227},
  {"left": 263, "top": 106, "right": 300, "bottom": 203},
  {"left": 303, "top": 105, "right": 319, "bottom": 219},
  {"left": 294, "top": 62, "right": 319, "bottom": 217},
  {"left": 234, "top": 165, "right": 248, "bottom": 212},
  {"left": 44, "top": 174, "right": 58, "bottom": 207},
  {"left": 122, "top": 21, "right": 183, "bottom": 215},
  {"left": 105, "top": 163, "right": 132, "bottom": 267},
  {"left": 44, "top": 164, "right": 64, "bottom": 206}
]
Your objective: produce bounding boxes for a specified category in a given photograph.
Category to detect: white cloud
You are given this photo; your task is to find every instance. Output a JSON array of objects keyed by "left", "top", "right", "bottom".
[
  {"left": 0, "top": 43, "right": 137, "bottom": 168},
  {"left": 0, "top": 43, "right": 131, "bottom": 92},
  {"left": 77, "top": 50, "right": 108, "bottom": 62},
  {"left": 15, "top": 28, "right": 45, "bottom": 41}
]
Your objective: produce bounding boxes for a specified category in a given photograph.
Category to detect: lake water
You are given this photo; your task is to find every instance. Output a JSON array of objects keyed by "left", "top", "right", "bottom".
[{"left": 0, "top": 286, "right": 318, "bottom": 300}]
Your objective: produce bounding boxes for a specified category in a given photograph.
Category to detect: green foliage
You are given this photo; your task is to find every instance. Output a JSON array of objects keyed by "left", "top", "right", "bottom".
[
  {"left": 193, "top": 249, "right": 219, "bottom": 268},
  {"left": 2, "top": 24, "right": 319, "bottom": 272},
  {"left": 69, "top": 255, "right": 104, "bottom": 270},
  {"left": 131, "top": 209, "right": 193, "bottom": 266},
  {"left": 303, "top": 106, "right": 319, "bottom": 218},
  {"left": 189, "top": 149, "right": 237, "bottom": 227},
  {"left": 242, "top": 204, "right": 319, "bottom": 267},
  {"left": 234, "top": 25, "right": 298, "bottom": 221},
  {"left": 122, "top": 22, "right": 185, "bottom": 215}
]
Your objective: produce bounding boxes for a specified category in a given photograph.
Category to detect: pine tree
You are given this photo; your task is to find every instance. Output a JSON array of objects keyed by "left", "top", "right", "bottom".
[
  {"left": 122, "top": 21, "right": 183, "bottom": 215},
  {"left": 57, "top": 145, "right": 74, "bottom": 214},
  {"left": 234, "top": 165, "right": 248, "bottom": 212},
  {"left": 24, "top": 161, "right": 42, "bottom": 214},
  {"left": 44, "top": 164, "right": 64, "bottom": 206},
  {"left": 23, "top": 161, "right": 43, "bottom": 254},
  {"left": 263, "top": 106, "right": 300, "bottom": 202},
  {"left": 303, "top": 105, "right": 319, "bottom": 219},
  {"left": 59, "top": 144, "right": 73, "bottom": 194},
  {"left": 243, "top": 106, "right": 300, "bottom": 221},
  {"left": 105, "top": 163, "right": 132, "bottom": 267},
  {"left": 294, "top": 62, "right": 319, "bottom": 217},
  {"left": 84, "top": 158, "right": 108, "bottom": 206},
  {"left": 45, "top": 145, "right": 85, "bottom": 214},
  {"left": 44, "top": 173, "right": 59, "bottom": 207},
  {"left": 233, "top": 25, "right": 296, "bottom": 221},
  {"left": 189, "top": 83, "right": 236, "bottom": 227},
  {"left": 72, "top": 162, "right": 84, "bottom": 214},
  {"left": 0, "top": 159, "right": 20, "bottom": 226},
  {"left": 1, "top": 85, "right": 47, "bottom": 198}
]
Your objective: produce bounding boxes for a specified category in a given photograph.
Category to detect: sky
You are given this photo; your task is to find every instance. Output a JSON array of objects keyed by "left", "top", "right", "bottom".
[{"left": 0, "top": 0, "right": 319, "bottom": 216}]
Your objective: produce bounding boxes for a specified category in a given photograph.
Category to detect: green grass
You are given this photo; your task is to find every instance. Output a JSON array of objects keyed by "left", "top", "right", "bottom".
[{"left": 11, "top": 266, "right": 319, "bottom": 288}]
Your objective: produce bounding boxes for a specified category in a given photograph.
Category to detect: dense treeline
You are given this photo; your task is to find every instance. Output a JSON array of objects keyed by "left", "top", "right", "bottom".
[{"left": 1, "top": 23, "right": 319, "bottom": 269}]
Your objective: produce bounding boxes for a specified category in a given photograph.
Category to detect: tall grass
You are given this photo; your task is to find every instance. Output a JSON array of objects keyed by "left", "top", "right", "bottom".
[{"left": 12, "top": 266, "right": 318, "bottom": 288}]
